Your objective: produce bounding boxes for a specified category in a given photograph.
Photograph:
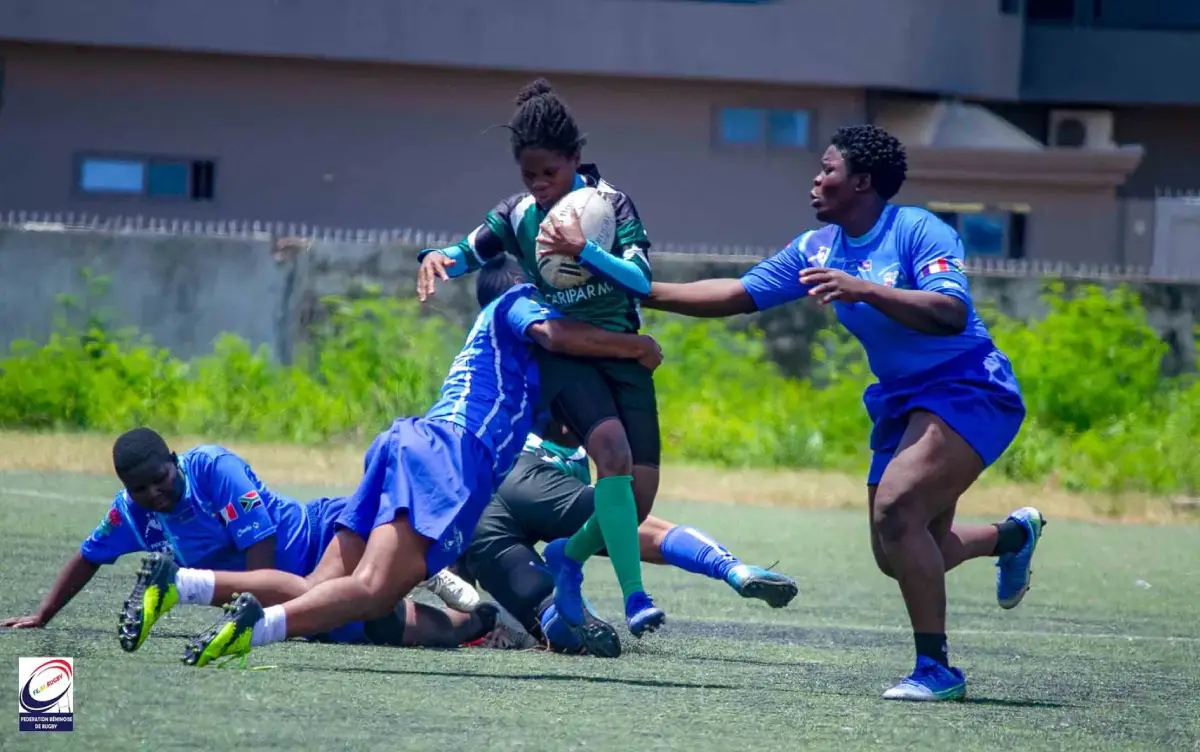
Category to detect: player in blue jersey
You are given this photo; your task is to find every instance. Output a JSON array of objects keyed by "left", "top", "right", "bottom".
[
  {"left": 643, "top": 125, "right": 1047, "bottom": 702},
  {"left": 181, "top": 262, "right": 663, "bottom": 666},
  {"left": 1, "top": 428, "right": 493, "bottom": 650}
]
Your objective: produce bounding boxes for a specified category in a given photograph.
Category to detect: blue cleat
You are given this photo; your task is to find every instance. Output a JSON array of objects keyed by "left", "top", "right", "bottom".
[
  {"left": 540, "top": 600, "right": 621, "bottom": 658},
  {"left": 882, "top": 656, "right": 967, "bottom": 702},
  {"left": 726, "top": 564, "right": 799, "bottom": 609},
  {"left": 542, "top": 539, "right": 621, "bottom": 658},
  {"left": 996, "top": 506, "right": 1047, "bottom": 609},
  {"left": 625, "top": 592, "right": 666, "bottom": 638},
  {"left": 543, "top": 538, "right": 585, "bottom": 624}
]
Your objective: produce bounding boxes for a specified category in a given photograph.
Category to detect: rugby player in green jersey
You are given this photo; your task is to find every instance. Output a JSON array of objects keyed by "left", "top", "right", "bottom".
[{"left": 416, "top": 78, "right": 665, "bottom": 648}]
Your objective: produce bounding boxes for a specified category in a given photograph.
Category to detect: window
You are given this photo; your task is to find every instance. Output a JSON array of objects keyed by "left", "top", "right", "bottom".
[
  {"left": 1026, "top": 0, "right": 1077, "bottom": 22},
  {"left": 716, "top": 107, "right": 811, "bottom": 149},
  {"left": 767, "top": 110, "right": 811, "bottom": 148},
  {"left": 928, "top": 202, "right": 1028, "bottom": 259},
  {"left": 76, "top": 154, "right": 216, "bottom": 200}
]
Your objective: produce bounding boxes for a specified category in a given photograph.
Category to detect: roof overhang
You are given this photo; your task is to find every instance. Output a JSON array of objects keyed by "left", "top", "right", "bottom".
[{"left": 874, "top": 99, "right": 1145, "bottom": 190}]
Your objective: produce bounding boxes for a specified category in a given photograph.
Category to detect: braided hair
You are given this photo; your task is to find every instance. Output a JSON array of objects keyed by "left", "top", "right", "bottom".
[{"left": 506, "top": 78, "right": 586, "bottom": 160}]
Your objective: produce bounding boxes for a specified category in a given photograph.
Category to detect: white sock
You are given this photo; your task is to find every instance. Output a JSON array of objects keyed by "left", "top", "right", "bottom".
[
  {"left": 175, "top": 568, "right": 215, "bottom": 606},
  {"left": 251, "top": 605, "right": 287, "bottom": 647}
]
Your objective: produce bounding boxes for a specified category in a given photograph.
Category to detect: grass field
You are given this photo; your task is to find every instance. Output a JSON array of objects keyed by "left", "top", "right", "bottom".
[{"left": 2, "top": 463, "right": 1199, "bottom": 751}]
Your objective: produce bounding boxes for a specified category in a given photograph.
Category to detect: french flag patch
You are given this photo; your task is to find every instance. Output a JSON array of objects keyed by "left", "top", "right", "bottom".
[{"left": 919, "top": 257, "right": 962, "bottom": 278}]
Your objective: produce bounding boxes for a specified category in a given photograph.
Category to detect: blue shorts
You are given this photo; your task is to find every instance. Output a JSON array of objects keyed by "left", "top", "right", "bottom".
[
  {"left": 864, "top": 342, "right": 1026, "bottom": 485},
  {"left": 295, "top": 496, "right": 349, "bottom": 575},
  {"left": 334, "top": 417, "right": 496, "bottom": 577}
]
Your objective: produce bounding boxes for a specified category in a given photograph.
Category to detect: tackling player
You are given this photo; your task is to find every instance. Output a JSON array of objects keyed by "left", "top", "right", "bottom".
[
  {"left": 643, "top": 125, "right": 1046, "bottom": 702},
  {"left": 0, "top": 429, "right": 488, "bottom": 648},
  {"left": 180, "top": 260, "right": 663, "bottom": 666},
  {"left": 415, "top": 78, "right": 667, "bottom": 647},
  {"left": 459, "top": 422, "right": 799, "bottom": 655}
]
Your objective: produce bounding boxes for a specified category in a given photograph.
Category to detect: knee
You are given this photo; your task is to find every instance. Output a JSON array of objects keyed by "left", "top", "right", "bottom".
[
  {"left": 586, "top": 421, "right": 633, "bottom": 477},
  {"left": 872, "top": 488, "right": 923, "bottom": 545},
  {"left": 870, "top": 532, "right": 896, "bottom": 578},
  {"left": 351, "top": 565, "right": 402, "bottom": 618}
]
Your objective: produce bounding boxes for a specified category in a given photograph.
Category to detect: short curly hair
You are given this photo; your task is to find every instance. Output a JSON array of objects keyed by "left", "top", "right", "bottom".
[
  {"left": 830, "top": 125, "right": 908, "bottom": 201},
  {"left": 112, "top": 427, "right": 172, "bottom": 477}
]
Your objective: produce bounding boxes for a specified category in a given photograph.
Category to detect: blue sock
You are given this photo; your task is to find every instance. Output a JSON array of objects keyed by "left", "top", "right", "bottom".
[{"left": 660, "top": 525, "right": 741, "bottom": 582}]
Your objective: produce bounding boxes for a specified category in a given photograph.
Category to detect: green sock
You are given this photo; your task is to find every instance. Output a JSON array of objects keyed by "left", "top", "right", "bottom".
[
  {"left": 569, "top": 475, "right": 644, "bottom": 601},
  {"left": 564, "top": 516, "right": 606, "bottom": 563}
]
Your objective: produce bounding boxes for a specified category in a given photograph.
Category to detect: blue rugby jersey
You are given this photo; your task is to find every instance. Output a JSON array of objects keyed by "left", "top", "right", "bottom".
[
  {"left": 80, "top": 445, "right": 321, "bottom": 574},
  {"left": 424, "top": 283, "right": 563, "bottom": 480},
  {"left": 740, "top": 205, "right": 993, "bottom": 382}
]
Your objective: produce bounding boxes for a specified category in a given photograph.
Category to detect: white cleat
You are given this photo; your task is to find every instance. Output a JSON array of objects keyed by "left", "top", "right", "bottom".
[{"left": 419, "top": 569, "right": 481, "bottom": 613}]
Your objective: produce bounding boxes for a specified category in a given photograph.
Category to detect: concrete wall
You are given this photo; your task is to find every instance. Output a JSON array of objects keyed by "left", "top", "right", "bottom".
[
  {"left": 2, "top": 227, "right": 1196, "bottom": 379},
  {"left": 0, "top": 0, "right": 1023, "bottom": 98},
  {"left": 0, "top": 42, "right": 864, "bottom": 250},
  {"left": 0, "top": 43, "right": 1162, "bottom": 267}
]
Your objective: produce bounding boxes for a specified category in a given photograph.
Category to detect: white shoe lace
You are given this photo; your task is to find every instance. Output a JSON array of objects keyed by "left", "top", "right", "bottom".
[{"left": 419, "top": 569, "right": 480, "bottom": 612}]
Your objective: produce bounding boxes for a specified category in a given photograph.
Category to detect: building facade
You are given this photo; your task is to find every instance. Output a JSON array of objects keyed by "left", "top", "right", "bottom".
[{"left": 0, "top": 0, "right": 1198, "bottom": 274}]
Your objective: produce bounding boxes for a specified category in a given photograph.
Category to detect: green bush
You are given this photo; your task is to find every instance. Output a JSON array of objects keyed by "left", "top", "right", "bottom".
[{"left": 0, "top": 276, "right": 1195, "bottom": 496}]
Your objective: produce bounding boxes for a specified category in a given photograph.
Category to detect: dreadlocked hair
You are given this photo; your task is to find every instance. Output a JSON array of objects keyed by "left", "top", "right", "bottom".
[
  {"left": 506, "top": 78, "right": 586, "bottom": 160},
  {"left": 830, "top": 125, "right": 908, "bottom": 201},
  {"left": 112, "top": 427, "right": 172, "bottom": 477}
]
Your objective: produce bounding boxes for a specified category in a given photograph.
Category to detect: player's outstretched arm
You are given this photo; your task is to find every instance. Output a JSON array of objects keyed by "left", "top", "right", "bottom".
[
  {"left": 527, "top": 320, "right": 663, "bottom": 371},
  {"left": 644, "top": 279, "right": 757, "bottom": 318},
  {"left": 417, "top": 199, "right": 522, "bottom": 301},
  {"left": 1, "top": 552, "right": 100, "bottom": 628}
]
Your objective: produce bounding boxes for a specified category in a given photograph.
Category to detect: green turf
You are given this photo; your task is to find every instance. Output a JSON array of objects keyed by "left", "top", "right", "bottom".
[{"left": 2, "top": 469, "right": 1198, "bottom": 750}]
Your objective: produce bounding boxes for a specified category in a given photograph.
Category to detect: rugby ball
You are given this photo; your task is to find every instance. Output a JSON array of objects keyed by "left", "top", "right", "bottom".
[{"left": 536, "top": 187, "right": 617, "bottom": 290}]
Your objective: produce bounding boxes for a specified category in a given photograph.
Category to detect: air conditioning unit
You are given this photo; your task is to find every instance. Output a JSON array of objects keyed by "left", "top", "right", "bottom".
[{"left": 1048, "top": 109, "right": 1115, "bottom": 149}]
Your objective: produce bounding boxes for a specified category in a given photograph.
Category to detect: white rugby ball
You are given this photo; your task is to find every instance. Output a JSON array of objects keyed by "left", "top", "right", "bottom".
[{"left": 536, "top": 187, "right": 617, "bottom": 290}]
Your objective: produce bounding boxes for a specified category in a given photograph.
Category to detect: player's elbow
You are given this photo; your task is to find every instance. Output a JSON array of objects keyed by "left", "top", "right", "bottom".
[
  {"left": 526, "top": 321, "right": 565, "bottom": 353},
  {"left": 937, "top": 298, "right": 969, "bottom": 335}
]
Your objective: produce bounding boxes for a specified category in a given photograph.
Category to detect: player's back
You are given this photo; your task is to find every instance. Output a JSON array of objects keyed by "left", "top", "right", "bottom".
[
  {"left": 179, "top": 446, "right": 315, "bottom": 571},
  {"left": 425, "top": 284, "right": 543, "bottom": 477}
]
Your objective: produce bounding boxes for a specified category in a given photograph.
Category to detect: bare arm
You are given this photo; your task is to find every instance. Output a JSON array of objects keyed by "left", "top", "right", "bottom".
[
  {"left": 643, "top": 280, "right": 758, "bottom": 318},
  {"left": 860, "top": 286, "right": 968, "bottom": 335},
  {"left": 243, "top": 536, "right": 277, "bottom": 571},
  {"left": 1, "top": 552, "right": 100, "bottom": 628},
  {"left": 527, "top": 319, "right": 661, "bottom": 369}
]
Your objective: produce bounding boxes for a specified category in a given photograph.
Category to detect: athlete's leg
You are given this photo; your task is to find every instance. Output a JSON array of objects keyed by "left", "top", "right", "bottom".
[
  {"left": 538, "top": 353, "right": 657, "bottom": 642},
  {"left": 183, "top": 513, "right": 432, "bottom": 666},
  {"left": 118, "top": 530, "right": 366, "bottom": 653}
]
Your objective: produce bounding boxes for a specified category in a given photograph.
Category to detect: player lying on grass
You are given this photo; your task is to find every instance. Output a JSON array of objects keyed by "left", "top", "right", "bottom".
[
  {"left": 457, "top": 422, "right": 799, "bottom": 654},
  {"left": 0, "top": 428, "right": 489, "bottom": 649},
  {"left": 416, "top": 78, "right": 667, "bottom": 652},
  {"left": 643, "top": 124, "right": 1046, "bottom": 702},
  {"left": 179, "top": 262, "right": 663, "bottom": 667}
]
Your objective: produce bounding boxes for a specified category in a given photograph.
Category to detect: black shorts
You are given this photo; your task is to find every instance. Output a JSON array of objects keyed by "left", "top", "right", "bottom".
[
  {"left": 460, "top": 452, "right": 595, "bottom": 581},
  {"left": 535, "top": 350, "right": 660, "bottom": 468}
]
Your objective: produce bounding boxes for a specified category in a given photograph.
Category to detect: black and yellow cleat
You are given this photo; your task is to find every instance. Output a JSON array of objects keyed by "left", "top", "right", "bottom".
[
  {"left": 118, "top": 552, "right": 181, "bottom": 653},
  {"left": 183, "top": 592, "right": 263, "bottom": 668}
]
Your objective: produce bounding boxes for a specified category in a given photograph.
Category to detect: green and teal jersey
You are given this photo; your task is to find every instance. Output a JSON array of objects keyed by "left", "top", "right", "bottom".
[
  {"left": 424, "top": 164, "right": 652, "bottom": 333},
  {"left": 522, "top": 432, "right": 591, "bottom": 486}
]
